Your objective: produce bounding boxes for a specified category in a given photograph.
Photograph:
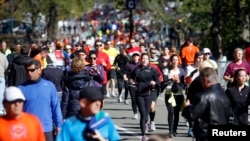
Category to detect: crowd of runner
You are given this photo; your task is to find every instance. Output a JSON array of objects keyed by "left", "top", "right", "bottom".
[{"left": 0, "top": 28, "right": 250, "bottom": 141}]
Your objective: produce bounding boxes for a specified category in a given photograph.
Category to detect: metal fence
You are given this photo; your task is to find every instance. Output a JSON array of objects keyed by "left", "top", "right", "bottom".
[{"left": 217, "top": 61, "right": 231, "bottom": 89}]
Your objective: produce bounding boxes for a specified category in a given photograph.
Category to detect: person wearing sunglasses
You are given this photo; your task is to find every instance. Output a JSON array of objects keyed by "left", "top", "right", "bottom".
[
  {"left": 0, "top": 86, "right": 46, "bottom": 141},
  {"left": 125, "top": 38, "right": 141, "bottom": 57},
  {"left": 202, "top": 48, "right": 211, "bottom": 61},
  {"left": 85, "top": 51, "right": 105, "bottom": 90},
  {"left": 149, "top": 48, "right": 159, "bottom": 65},
  {"left": 102, "top": 40, "right": 118, "bottom": 98},
  {"left": 18, "top": 59, "right": 63, "bottom": 141},
  {"left": 94, "top": 39, "right": 111, "bottom": 98}
]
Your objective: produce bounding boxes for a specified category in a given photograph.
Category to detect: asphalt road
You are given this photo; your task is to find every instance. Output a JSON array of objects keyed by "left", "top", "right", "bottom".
[{"left": 103, "top": 93, "right": 193, "bottom": 141}]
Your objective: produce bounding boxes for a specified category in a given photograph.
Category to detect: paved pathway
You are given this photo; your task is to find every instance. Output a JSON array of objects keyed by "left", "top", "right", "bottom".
[{"left": 103, "top": 93, "right": 193, "bottom": 141}]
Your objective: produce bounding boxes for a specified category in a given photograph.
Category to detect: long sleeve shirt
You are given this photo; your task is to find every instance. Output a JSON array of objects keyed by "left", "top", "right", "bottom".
[
  {"left": 19, "top": 78, "right": 63, "bottom": 132},
  {"left": 56, "top": 111, "right": 120, "bottom": 141},
  {"left": 226, "top": 85, "right": 250, "bottom": 125},
  {"left": 0, "top": 53, "right": 8, "bottom": 77},
  {"left": 131, "top": 65, "right": 160, "bottom": 95}
]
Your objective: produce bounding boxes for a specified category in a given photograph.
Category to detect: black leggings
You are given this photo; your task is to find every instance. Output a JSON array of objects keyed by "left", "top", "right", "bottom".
[
  {"left": 102, "top": 83, "right": 107, "bottom": 95},
  {"left": 128, "top": 86, "right": 137, "bottom": 114},
  {"left": 136, "top": 92, "right": 155, "bottom": 136},
  {"left": 165, "top": 94, "right": 184, "bottom": 133},
  {"left": 117, "top": 78, "right": 129, "bottom": 99}
]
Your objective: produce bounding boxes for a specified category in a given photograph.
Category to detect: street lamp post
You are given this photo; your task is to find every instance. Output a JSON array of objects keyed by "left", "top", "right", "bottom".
[{"left": 126, "top": 0, "right": 136, "bottom": 40}]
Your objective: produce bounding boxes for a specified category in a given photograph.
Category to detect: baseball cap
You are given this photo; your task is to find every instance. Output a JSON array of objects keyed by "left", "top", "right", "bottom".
[
  {"left": 75, "top": 42, "right": 81, "bottom": 46},
  {"left": 199, "top": 59, "right": 218, "bottom": 71},
  {"left": 65, "top": 45, "right": 72, "bottom": 49},
  {"left": 202, "top": 48, "right": 211, "bottom": 54},
  {"left": 41, "top": 46, "right": 49, "bottom": 52},
  {"left": 56, "top": 42, "right": 64, "bottom": 47},
  {"left": 79, "top": 87, "right": 104, "bottom": 100},
  {"left": 30, "top": 40, "right": 36, "bottom": 44},
  {"left": 132, "top": 53, "right": 140, "bottom": 57},
  {"left": 77, "top": 49, "right": 87, "bottom": 55},
  {"left": 4, "top": 86, "right": 26, "bottom": 102}
]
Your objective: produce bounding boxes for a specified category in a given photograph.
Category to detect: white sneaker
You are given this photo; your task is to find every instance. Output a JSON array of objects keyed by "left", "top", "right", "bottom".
[
  {"left": 124, "top": 99, "right": 129, "bottom": 105},
  {"left": 133, "top": 114, "right": 138, "bottom": 120},
  {"left": 185, "top": 120, "right": 189, "bottom": 127},
  {"left": 141, "top": 135, "right": 147, "bottom": 141},
  {"left": 118, "top": 97, "right": 122, "bottom": 103},
  {"left": 106, "top": 93, "right": 110, "bottom": 98},
  {"left": 145, "top": 124, "right": 149, "bottom": 133},
  {"left": 111, "top": 92, "right": 116, "bottom": 97},
  {"left": 149, "top": 121, "right": 156, "bottom": 131}
]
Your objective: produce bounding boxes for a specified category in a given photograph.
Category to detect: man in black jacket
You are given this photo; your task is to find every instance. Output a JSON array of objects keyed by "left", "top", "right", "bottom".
[
  {"left": 42, "top": 63, "right": 64, "bottom": 103},
  {"left": 7, "top": 45, "right": 33, "bottom": 86},
  {"left": 183, "top": 67, "right": 231, "bottom": 141}
]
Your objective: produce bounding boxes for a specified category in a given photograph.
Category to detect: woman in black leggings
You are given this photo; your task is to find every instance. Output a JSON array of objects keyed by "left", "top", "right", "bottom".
[
  {"left": 164, "top": 54, "right": 186, "bottom": 137},
  {"left": 130, "top": 53, "right": 160, "bottom": 141},
  {"left": 125, "top": 53, "right": 141, "bottom": 119},
  {"left": 113, "top": 45, "right": 130, "bottom": 103}
]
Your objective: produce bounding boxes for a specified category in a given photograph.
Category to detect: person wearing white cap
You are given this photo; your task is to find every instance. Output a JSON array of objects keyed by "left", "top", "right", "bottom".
[
  {"left": 0, "top": 86, "right": 45, "bottom": 141},
  {"left": 64, "top": 45, "right": 72, "bottom": 61},
  {"left": 202, "top": 48, "right": 211, "bottom": 61}
]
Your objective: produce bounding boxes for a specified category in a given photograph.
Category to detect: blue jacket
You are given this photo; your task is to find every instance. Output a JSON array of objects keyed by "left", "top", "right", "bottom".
[
  {"left": 56, "top": 111, "right": 120, "bottom": 141},
  {"left": 19, "top": 78, "right": 63, "bottom": 132}
]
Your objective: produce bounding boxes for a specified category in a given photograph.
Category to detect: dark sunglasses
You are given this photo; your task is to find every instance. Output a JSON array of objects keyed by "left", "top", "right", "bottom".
[
  {"left": 205, "top": 53, "right": 210, "bottom": 55},
  {"left": 90, "top": 57, "right": 96, "bottom": 60},
  {"left": 96, "top": 44, "right": 102, "bottom": 47},
  {"left": 26, "top": 68, "right": 38, "bottom": 72}
]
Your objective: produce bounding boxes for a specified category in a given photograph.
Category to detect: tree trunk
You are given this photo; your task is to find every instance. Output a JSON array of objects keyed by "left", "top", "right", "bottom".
[
  {"left": 210, "top": 0, "right": 224, "bottom": 59},
  {"left": 234, "top": 0, "right": 244, "bottom": 47},
  {"left": 47, "top": 2, "right": 58, "bottom": 40}
]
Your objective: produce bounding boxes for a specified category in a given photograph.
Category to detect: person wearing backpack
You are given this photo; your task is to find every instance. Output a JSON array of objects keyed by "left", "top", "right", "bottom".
[{"left": 61, "top": 57, "right": 92, "bottom": 119}]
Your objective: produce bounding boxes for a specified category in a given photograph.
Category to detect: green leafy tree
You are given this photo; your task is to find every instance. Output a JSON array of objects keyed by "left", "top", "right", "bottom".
[{"left": 1, "top": 0, "right": 94, "bottom": 39}]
